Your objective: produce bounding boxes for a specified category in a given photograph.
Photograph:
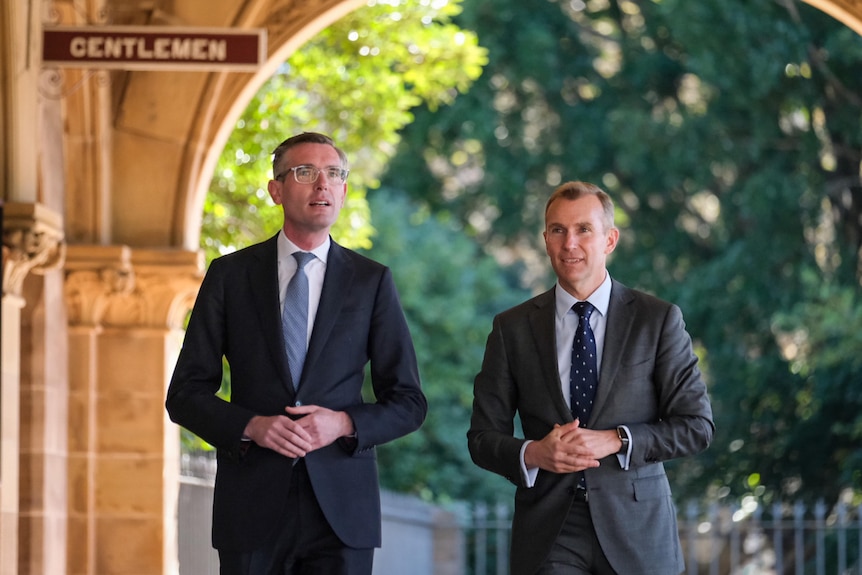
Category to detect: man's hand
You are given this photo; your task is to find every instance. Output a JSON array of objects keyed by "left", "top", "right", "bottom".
[
  {"left": 243, "top": 405, "right": 356, "bottom": 458},
  {"left": 243, "top": 414, "right": 314, "bottom": 459},
  {"left": 284, "top": 404, "right": 355, "bottom": 452},
  {"left": 524, "top": 419, "right": 620, "bottom": 473}
]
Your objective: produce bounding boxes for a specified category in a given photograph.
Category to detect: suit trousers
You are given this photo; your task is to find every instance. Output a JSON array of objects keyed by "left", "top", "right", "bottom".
[
  {"left": 534, "top": 501, "right": 617, "bottom": 575},
  {"left": 218, "top": 459, "right": 374, "bottom": 575}
]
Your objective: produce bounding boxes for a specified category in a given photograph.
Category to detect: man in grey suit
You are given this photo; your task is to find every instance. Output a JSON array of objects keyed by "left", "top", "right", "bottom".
[{"left": 467, "top": 181, "right": 714, "bottom": 575}]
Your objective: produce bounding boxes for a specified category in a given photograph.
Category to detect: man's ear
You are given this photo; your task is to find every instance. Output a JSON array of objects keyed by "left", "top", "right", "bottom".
[
  {"left": 605, "top": 227, "right": 620, "bottom": 254},
  {"left": 267, "top": 179, "right": 282, "bottom": 205}
]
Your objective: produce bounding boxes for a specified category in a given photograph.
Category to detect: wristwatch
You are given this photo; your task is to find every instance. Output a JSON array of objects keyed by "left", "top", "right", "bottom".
[{"left": 616, "top": 426, "right": 629, "bottom": 455}]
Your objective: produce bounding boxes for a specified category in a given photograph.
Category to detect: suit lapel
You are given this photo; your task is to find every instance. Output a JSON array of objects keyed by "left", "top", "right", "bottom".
[
  {"left": 528, "top": 288, "right": 574, "bottom": 422},
  {"left": 590, "top": 280, "right": 634, "bottom": 422},
  {"left": 300, "top": 241, "right": 353, "bottom": 388},
  {"left": 248, "top": 235, "right": 294, "bottom": 394}
]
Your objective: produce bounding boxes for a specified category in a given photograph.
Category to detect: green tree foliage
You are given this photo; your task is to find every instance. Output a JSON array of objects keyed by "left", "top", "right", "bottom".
[
  {"left": 381, "top": 0, "right": 862, "bottom": 504},
  {"left": 359, "top": 188, "right": 531, "bottom": 502},
  {"left": 202, "top": 0, "right": 487, "bottom": 262}
]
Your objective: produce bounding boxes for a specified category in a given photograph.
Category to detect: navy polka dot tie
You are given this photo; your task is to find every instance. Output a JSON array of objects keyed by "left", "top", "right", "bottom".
[
  {"left": 570, "top": 301, "right": 597, "bottom": 425},
  {"left": 571, "top": 301, "right": 597, "bottom": 491}
]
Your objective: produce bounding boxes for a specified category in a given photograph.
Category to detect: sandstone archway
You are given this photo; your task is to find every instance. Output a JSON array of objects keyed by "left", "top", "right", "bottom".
[
  {"left": 2, "top": 0, "right": 861, "bottom": 573},
  {"left": 56, "top": 0, "right": 860, "bottom": 259}
]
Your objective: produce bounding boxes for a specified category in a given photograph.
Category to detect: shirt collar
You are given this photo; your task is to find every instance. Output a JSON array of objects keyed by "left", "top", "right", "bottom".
[
  {"left": 277, "top": 231, "right": 330, "bottom": 264},
  {"left": 554, "top": 272, "right": 612, "bottom": 319}
]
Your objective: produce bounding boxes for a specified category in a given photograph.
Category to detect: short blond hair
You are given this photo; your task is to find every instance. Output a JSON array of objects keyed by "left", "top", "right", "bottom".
[{"left": 545, "top": 181, "right": 615, "bottom": 231}]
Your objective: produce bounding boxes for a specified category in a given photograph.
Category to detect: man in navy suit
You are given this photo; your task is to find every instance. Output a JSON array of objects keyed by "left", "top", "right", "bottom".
[
  {"left": 166, "top": 132, "right": 427, "bottom": 575},
  {"left": 467, "top": 181, "right": 714, "bottom": 575}
]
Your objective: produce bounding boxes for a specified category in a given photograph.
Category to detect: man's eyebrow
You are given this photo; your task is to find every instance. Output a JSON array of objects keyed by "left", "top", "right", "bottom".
[{"left": 546, "top": 220, "right": 592, "bottom": 228}]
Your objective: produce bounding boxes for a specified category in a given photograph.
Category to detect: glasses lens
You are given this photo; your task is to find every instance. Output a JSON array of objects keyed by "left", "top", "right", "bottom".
[
  {"left": 294, "top": 166, "right": 316, "bottom": 183},
  {"left": 325, "top": 168, "right": 347, "bottom": 182},
  {"left": 286, "top": 166, "right": 347, "bottom": 183}
]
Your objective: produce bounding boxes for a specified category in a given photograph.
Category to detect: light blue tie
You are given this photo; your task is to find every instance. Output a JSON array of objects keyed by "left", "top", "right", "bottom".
[{"left": 283, "top": 251, "right": 314, "bottom": 388}]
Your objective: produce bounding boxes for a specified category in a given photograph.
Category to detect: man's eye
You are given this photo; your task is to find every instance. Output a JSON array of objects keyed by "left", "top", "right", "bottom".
[
  {"left": 326, "top": 168, "right": 342, "bottom": 179},
  {"left": 296, "top": 167, "right": 314, "bottom": 177}
]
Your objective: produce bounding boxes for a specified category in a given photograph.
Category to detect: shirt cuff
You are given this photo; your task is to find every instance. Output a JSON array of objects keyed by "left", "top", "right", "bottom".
[
  {"left": 615, "top": 424, "right": 632, "bottom": 470},
  {"left": 519, "top": 440, "right": 539, "bottom": 487}
]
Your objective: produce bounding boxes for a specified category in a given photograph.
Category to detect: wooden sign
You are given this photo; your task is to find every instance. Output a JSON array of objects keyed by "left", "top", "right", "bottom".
[{"left": 42, "top": 26, "right": 267, "bottom": 71}]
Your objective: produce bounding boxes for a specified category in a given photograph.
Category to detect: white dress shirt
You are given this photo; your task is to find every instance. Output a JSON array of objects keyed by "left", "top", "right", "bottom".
[
  {"left": 277, "top": 231, "right": 329, "bottom": 345},
  {"left": 520, "top": 273, "right": 631, "bottom": 487}
]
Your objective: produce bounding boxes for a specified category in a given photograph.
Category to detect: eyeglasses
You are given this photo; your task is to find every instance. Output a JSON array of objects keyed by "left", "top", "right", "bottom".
[{"left": 275, "top": 165, "right": 350, "bottom": 184}]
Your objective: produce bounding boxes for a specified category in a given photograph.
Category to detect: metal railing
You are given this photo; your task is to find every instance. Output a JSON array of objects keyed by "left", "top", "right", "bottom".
[{"left": 466, "top": 498, "right": 862, "bottom": 575}]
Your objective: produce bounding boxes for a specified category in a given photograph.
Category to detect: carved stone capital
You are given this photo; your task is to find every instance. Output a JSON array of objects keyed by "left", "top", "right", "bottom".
[
  {"left": 64, "top": 245, "right": 204, "bottom": 329},
  {"left": 2, "top": 202, "right": 66, "bottom": 297}
]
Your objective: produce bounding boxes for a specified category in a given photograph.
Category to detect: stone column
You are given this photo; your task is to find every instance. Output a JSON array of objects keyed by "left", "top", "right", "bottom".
[
  {"left": 64, "top": 245, "right": 202, "bottom": 575},
  {"left": 2, "top": 202, "right": 65, "bottom": 575}
]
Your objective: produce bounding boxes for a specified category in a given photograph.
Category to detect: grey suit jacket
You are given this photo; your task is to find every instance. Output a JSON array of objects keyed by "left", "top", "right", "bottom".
[{"left": 467, "top": 279, "right": 714, "bottom": 575}]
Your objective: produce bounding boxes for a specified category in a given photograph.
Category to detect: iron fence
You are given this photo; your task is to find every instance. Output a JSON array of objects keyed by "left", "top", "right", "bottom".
[{"left": 466, "top": 498, "right": 862, "bottom": 575}]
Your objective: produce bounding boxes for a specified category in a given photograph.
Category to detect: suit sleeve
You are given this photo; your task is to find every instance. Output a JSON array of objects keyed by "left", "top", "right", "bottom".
[
  {"left": 165, "top": 257, "right": 257, "bottom": 458},
  {"left": 627, "top": 303, "right": 714, "bottom": 466},
  {"left": 467, "top": 314, "right": 532, "bottom": 487},
  {"left": 344, "top": 267, "right": 427, "bottom": 451}
]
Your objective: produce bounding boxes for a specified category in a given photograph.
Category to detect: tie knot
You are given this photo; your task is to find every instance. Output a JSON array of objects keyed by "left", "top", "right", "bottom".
[
  {"left": 573, "top": 301, "right": 594, "bottom": 320},
  {"left": 292, "top": 251, "right": 315, "bottom": 269}
]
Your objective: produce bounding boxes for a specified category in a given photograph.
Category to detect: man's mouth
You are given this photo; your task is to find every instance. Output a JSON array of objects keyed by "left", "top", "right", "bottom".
[{"left": 310, "top": 201, "right": 330, "bottom": 206}]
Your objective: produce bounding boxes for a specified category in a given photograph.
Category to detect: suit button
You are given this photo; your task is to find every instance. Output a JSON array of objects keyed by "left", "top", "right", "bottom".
[{"left": 295, "top": 401, "right": 303, "bottom": 406}]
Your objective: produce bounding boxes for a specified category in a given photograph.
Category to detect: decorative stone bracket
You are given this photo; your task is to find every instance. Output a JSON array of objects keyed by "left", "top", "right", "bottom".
[
  {"left": 0, "top": 200, "right": 203, "bottom": 329},
  {"left": 64, "top": 245, "right": 204, "bottom": 330},
  {"left": 2, "top": 202, "right": 66, "bottom": 299}
]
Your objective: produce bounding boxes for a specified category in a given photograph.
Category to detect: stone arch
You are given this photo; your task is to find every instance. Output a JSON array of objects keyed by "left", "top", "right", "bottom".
[
  {"left": 61, "top": 0, "right": 366, "bottom": 252},
  {"left": 51, "top": 0, "right": 862, "bottom": 255},
  {"left": 802, "top": 0, "right": 862, "bottom": 36},
  {"left": 93, "top": 0, "right": 862, "bottom": 255},
  {"left": 2, "top": 1, "right": 862, "bottom": 574}
]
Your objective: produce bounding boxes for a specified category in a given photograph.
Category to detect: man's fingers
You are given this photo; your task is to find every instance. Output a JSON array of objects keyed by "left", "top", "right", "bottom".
[
  {"left": 284, "top": 404, "right": 318, "bottom": 416},
  {"left": 251, "top": 415, "right": 314, "bottom": 457},
  {"left": 270, "top": 429, "right": 312, "bottom": 458},
  {"left": 557, "top": 420, "right": 582, "bottom": 439},
  {"left": 550, "top": 454, "right": 600, "bottom": 474},
  {"left": 279, "top": 417, "right": 314, "bottom": 443}
]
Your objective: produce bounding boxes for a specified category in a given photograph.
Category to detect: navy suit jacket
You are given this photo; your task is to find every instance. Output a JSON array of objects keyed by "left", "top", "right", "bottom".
[
  {"left": 166, "top": 235, "right": 427, "bottom": 551},
  {"left": 467, "top": 280, "right": 714, "bottom": 575}
]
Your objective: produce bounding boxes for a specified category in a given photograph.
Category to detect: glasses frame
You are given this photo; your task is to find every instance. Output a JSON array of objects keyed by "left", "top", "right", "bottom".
[{"left": 275, "top": 164, "right": 350, "bottom": 184}]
